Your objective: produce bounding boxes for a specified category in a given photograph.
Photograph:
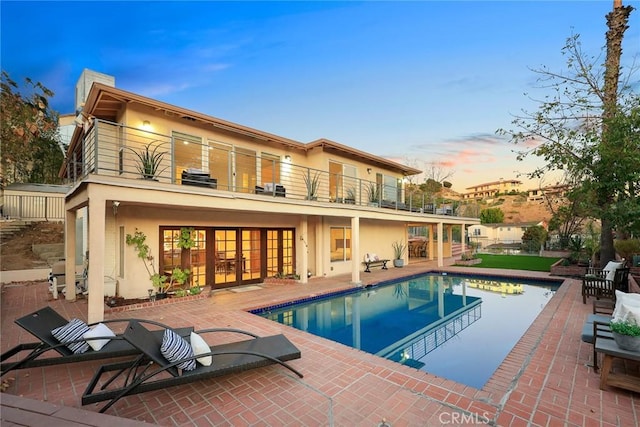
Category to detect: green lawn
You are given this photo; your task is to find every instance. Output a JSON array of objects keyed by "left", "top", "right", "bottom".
[{"left": 460, "top": 254, "right": 561, "bottom": 272}]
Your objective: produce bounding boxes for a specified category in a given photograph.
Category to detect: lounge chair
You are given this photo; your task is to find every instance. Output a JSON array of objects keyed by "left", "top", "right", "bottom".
[
  {"left": 82, "top": 320, "right": 303, "bottom": 413},
  {"left": 0, "top": 306, "right": 193, "bottom": 376}
]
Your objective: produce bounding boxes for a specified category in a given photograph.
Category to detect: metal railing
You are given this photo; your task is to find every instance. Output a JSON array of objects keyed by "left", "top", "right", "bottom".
[{"left": 64, "top": 119, "right": 459, "bottom": 216}]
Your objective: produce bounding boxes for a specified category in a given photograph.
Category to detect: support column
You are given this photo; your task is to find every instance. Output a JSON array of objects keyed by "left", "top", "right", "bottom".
[
  {"left": 65, "top": 209, "right": 77, "bottom": 301},
  {"left": 315, "top": 220, "right": 323, "bottom": 277},
  {"left": 428, "top": 224, "right": 435, "bottom": 260},
  {"left": 461, "top": 224, "right": 467, "bottom": 254},
  {"left": 299, "top": 216, "right": 308, "bottom": 284},
  {"left": 87, "top": 195, "right": 106, "bottom": 323},
  {"left": 351, "top": 216, "right": 360, "bottom": 285},
  {"left": 437, "top": 222, "right": 444, "bottom": 267}
]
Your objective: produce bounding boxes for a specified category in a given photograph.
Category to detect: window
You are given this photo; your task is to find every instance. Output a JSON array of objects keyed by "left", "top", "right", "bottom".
[
  {"left": 208, "top": 140, "right": 230, "bottom": 190},
  {"left": 234, "top": 147, "right": 256, "bottom": 193},
  {"left": 382, "top": 174, "right": 400, "bottom": 203},
  {"left": 329, "top": 161, "right": 357, "bottom": 202},
  {"left": 330, "top": 227, "right": 351, "bottom": 262},
  {"left": 260, "top": 153, "right": 281, "bottom": 187},
  {"left": 173, "top": 131, "right": 203, "bottom": 182}
]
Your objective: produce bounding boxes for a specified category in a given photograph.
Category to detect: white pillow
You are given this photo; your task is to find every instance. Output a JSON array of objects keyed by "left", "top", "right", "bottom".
[
  {"left": 603, "top": 261, "right": 623, "bottom": 281},
  {"left": 190, "top": 332, "right": 212, "bottom": 366},
  {"left": 612, "top": 290, "right": 640, "bottom": 323},
  {"left": 83, "top": 323, "right": 116, "bottom": 351}
]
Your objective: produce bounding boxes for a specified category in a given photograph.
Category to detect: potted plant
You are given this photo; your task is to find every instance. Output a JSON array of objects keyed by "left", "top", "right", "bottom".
[
  {"left": 610, "top": 319, "right": 640, "bottom": 351},
  {"left": 392, "top": 241, "right": 407, "bottom": 268},
  {"left": 126, "top": 229, "right": 170, "bottom": 298},
  {"left": 365, "top": 182, "right": 380, "bottom": 206},
  {"left": 303, "top": 171, "right": 320, "bottom": 200},
  {"left": 127, "top": 140, "right": 168, "bottom": 180}
]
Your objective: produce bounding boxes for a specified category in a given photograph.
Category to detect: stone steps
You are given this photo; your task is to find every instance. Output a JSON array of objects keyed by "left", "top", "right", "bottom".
[{"left": 0, "top": 220, "right": 32, "bottom": 242}]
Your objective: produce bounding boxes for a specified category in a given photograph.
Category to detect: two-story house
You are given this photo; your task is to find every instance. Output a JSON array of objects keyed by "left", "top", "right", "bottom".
[
  {"left": 60, "top": 70, "right": 480, "bottom": 322},
  {"left": 462, "top": 179, "right": 522, "bottom": 200}
]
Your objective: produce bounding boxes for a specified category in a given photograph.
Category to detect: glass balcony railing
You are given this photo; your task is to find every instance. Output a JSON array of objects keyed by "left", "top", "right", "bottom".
[{"left": 64, "top": 119, "right": 458, "bottom": 216}]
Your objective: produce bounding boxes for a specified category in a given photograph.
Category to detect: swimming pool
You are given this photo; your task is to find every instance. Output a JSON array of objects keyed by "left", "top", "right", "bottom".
[{"left": 252, "top": 272, "right": 561, "bottom": 389}]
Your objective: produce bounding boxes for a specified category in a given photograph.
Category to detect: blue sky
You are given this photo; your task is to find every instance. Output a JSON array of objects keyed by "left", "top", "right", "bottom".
[{"left": 2, "top": 1, "right": 639, "bottom": 192}]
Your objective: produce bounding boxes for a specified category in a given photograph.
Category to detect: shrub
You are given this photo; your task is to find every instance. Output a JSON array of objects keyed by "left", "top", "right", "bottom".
[{"left": 614, "top": 239, "right": 640, "bottom": 261}]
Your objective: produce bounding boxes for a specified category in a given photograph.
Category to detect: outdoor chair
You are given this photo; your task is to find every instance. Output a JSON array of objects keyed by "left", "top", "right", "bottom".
[
  {"left": 82, "top": 320, "right": 303, "bottom": 413},
  {"left": 0, "top": 306, "right": 193, "bottom": 376},
  {"left": 580, "top": 300, "right": 614, "bottom": 371},
  {"left": 581, "top": 261, "right": 629, "bottom": 304}
]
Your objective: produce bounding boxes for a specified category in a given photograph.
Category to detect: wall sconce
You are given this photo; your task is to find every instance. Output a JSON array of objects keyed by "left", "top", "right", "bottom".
[
  {"left": 367, "top": 168, "right": 372, "bottom": 174},
  {"left": 284, "top": 155, "right": 292, "bottom": 162},
  {"left": 112, "top": 201, "right": 120, "bottom": 216},
  {"left": 141, "top": 120, "right": 151, "bottom": 131}
]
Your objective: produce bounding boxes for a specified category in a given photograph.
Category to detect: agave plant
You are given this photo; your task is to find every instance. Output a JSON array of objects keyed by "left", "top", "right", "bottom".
[
  {"left": 127, "top": 141, "right": 168, "bottom": 180},
  {"left": 303, "top": 170, "right": 321, "bottom": 200}
]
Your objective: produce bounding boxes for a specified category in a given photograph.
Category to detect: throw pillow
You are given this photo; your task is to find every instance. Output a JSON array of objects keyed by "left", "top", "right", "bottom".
[
  {"left": 83, "top": 323, "right": 116, "bottom": 351},
  {"left": 160, "top": 329, "right": 196, "bottom": 371},
  {"left": 190, "top": 332, "right": 212, "bottom": 366},
  {"left": 51, "top": 318, "right": 90, "bottom": 354},
  {"left": 603, "top": 261, "right": 623, "bottom": 281},
  {"left": 613, "top": 290, "right": 640, "bottom": 323}
]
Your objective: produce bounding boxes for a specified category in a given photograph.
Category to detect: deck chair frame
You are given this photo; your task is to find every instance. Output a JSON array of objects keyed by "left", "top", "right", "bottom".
[
  {"left": 1, "top": 306, "right": 193, "bottom": 375},
  {"left": 82, "top": 320, "right": 303, "bottom": 413}
]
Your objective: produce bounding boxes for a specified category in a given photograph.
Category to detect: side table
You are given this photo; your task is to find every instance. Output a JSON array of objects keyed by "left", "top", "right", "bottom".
[{"left": 595, "top": 338, "right": 640, "bottom": 393}]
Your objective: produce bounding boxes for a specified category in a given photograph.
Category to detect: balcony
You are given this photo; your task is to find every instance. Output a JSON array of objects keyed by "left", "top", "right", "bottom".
[{"left": 64, "top": 119, "right": 459, "bottom": 216}]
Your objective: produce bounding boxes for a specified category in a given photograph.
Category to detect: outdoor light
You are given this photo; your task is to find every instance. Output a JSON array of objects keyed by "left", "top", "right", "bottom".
[
  {"left": 284, "top": 155, "right": 292, "bottom": 162},
  {"left": 112, "top": 200, "right": 120, "bottom": 216},
  {"left": 141, "top": 120, "right": 151, "bottom": 131},
  {"left": 367, "top": 168, "right": 372, "bottom": 174}
]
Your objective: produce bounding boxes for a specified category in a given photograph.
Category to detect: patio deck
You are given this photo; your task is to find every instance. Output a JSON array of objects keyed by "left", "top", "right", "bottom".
[{"left": 1, "top": 260, "right": 638, "bottom": 426}]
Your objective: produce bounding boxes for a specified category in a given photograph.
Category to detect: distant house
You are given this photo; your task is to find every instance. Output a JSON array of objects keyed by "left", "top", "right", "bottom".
[
  {"left": 527, "top": 184, "right": 570, "bottom": 202},
  {"left": 467, "top": 221, "right": 547, "bottom": 249},
  {"left": 463, "top": 179, "right": 522, "bottom": 200}
]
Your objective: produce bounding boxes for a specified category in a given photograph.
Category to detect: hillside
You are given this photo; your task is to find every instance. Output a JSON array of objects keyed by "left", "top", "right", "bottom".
[
  {"left": 1, "top": 222, "right": 64, "bottom": 271},
  {"left": 486, "top": 195, "right": 553, "bottom": 224}
]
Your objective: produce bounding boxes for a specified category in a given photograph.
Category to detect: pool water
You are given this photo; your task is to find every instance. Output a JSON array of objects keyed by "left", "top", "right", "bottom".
[{"left": 253, "top": 273, "right": 561, "bottom": 389}]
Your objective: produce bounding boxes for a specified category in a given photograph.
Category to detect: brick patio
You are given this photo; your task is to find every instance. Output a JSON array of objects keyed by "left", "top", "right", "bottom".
[{"left": 1, "top": 260, "right": 638, "bottom": 426}]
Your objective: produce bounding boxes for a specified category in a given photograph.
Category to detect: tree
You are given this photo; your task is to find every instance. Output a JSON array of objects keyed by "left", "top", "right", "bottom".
[
  {"left": 521, "top": 225, "right": 548, "bottom": 253},
  {"left": 545, "top": 175, "right": 591, "bottom": 249},
  {"left": 497, "top": 2, "right": 637, "bottom": 267},
  {"left": 480, "top": 207, "right": 504, "bottom": 224},
  {"left": 1, "top": 71, "right": 63, "bottom": 184}
]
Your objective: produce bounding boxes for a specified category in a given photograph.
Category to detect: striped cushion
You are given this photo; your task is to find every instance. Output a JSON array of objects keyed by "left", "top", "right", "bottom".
[
  {"left": 51, "top": 318, "right": 90, "bottom": 354},
  {"left": 160, "top": 329, "right": 196, "bottom": 371}
]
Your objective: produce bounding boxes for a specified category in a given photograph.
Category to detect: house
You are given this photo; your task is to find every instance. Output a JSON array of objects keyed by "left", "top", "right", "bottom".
[
  {"left": 59, "top": 70, "right": 480, "bottom": 322},
  {"left": 462, "top": 179, "right": 522, "bottom": 200},
  {"left": 467, "top": 221, "right": 547, "bottom": 249},
  {"left": 527, "top": 184, "right": 569, "bottom": 202}
]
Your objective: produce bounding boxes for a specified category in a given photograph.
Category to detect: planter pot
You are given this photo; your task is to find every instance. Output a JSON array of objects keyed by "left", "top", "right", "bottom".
[
  {"left": 613, "top": 332, "right": 640, "bottom": 352},
  {"left": 393, "top": 259, "right": 404, "bottom": 268},
  {"left": 155, "top": 292, "right": 168, "bottom": 300}
]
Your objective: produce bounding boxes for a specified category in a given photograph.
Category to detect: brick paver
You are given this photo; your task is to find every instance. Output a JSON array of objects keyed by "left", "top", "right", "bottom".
[{"left": 1, "top": 261, "right": 638, "bottom": 426}]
